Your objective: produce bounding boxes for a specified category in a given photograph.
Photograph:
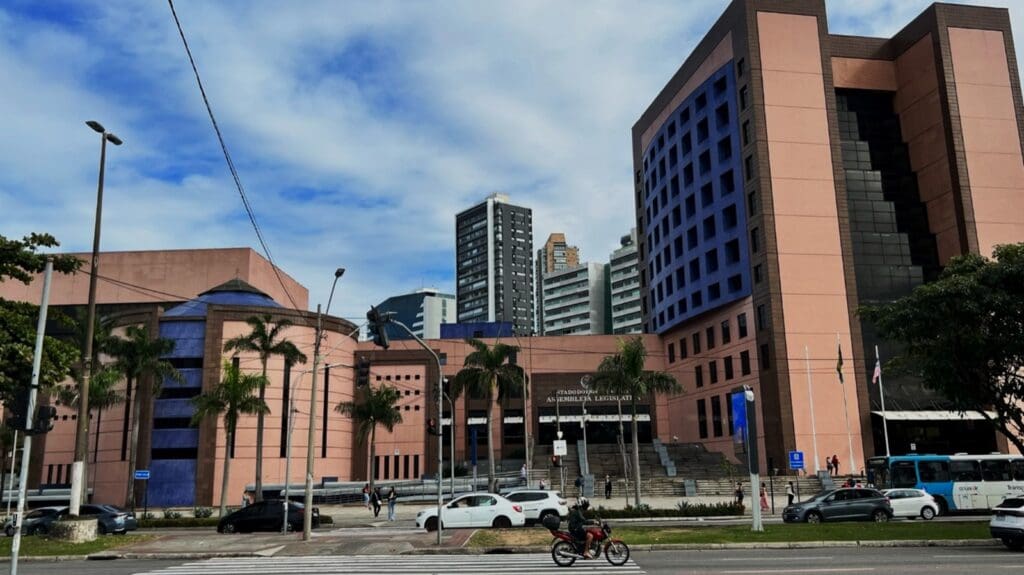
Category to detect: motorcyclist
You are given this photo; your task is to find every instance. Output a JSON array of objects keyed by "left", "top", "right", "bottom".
[{"left": 567, "top": 497, "right": 595, "bottom": 559}]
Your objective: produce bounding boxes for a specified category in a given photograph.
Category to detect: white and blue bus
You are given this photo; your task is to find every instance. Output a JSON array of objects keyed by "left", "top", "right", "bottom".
[{"left": 867, "top": 454, "right": 1024, "bottom": 514}]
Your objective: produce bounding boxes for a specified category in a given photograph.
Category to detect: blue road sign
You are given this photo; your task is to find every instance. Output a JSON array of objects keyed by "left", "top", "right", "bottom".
[
  {"left": 788, "top": 451, "right": 805, "bottom": 470},
  {"left": 134, "top": 470, "right": 151, "bottom": 480}
]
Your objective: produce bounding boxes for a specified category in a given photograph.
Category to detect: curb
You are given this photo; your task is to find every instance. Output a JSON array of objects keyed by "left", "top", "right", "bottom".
[
  {"left": 0, "top": 555, "right": 92, "bottom": 562},
  {"left": 405, "top": 539, "right": 1002, "bottom": 554},
  {"left": 88, "top": 551, "right": 263, "bottom": 560}
]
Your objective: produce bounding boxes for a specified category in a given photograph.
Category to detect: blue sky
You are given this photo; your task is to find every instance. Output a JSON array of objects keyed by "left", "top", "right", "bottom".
[{"left": 1, "top": 0, "right": 1021, "bottom": 322}]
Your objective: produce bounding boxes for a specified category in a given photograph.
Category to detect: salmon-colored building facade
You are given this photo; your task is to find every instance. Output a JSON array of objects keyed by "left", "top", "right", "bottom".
[{"left": 632, "top": 0, "right": 1024, "bottom": 474}]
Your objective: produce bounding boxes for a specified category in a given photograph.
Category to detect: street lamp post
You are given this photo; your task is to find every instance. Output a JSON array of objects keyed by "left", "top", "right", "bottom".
[
  {"left": 70, "top": 121, "right": 122, "bottom": 517},
  {"left": 302, "top": 268, "right": 344, "bottom": 541}
]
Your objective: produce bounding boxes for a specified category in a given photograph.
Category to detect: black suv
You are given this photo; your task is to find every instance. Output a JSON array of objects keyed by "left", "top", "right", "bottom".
[{"left": 783, "top": 488, "right": 893, "bottom": 523}]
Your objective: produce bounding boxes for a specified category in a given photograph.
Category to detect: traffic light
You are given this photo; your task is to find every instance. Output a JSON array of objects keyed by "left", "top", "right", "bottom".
[
  {"left": 355, "top": 357, "right": 371, "bottom": 387},
  {"left": 427, "top": 418, "right": 439, "bottom": 436},
  {"left": 33, "top": 405, "right": 57, "bottom": 434},
  {"left": 366, "top": 306, "right": 391, "bottom": 350},
  {"left": 4, "top": 392, "right": 29, "bottom": 432}
]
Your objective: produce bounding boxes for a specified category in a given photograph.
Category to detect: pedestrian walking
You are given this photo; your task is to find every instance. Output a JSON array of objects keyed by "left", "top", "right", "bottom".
[
  {"left": 786, "top": 481, "right": 795, "bottom": 506},
  {"left": 759, "top": 482, "right": 769, "bottom": 514},
  {"left": 520, "top": 463, "right": 528, "bottom": 486},
  {"left": 574, "top": 474, "right": 583, "bottom": 497},
  {"left": 831, "top": 454, "right": 840, "bottom": 476},
  {"left": 371, "top": 486, "right": 382, "bottom": 518},
  {"left": 241, "top": 490, "right": 252, "bottom": 508},
  {"left": 386, "top": 486, "right": 398, "bottom": 521},
  {"left": 734, "top": 482, "right": 744, "bottom": 506},
  {"left": 539, "top": 478, "right": 547, "bottom": 490},
  {"left": 604, "top": 475, "right": 612, "bottom": 499},
  {"left": 826, "top": 458, "right": 834, "bottom": 476},
  {"left": 362, "top": 483, "right": 371, "bottom": 509}
]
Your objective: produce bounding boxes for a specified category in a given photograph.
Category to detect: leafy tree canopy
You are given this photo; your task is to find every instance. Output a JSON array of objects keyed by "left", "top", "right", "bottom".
[
  {"left": 859, "top": 243, "right": 1024, "bottom": 453},
  {"left": 0, "top": 233, "right": 82, "bottom": 403}
]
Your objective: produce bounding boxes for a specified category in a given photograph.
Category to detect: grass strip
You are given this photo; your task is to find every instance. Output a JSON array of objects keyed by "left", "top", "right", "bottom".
[
  {"left": 468, "top": 522, "right": 990, "bottom": 548},
  {"left": 0, "top": 534, "right": 152, "bottom": 557}
]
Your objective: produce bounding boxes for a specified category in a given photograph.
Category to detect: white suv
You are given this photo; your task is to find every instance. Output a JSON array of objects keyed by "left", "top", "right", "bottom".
[{"left": 504, "top": 490, "right": 569, "bottom": 525}]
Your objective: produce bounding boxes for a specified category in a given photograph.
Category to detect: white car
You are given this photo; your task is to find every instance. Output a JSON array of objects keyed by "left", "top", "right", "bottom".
[
  {"left": 989, "top": 497, "right": 1024, "bottom": 550},
  {"left": 882, "top": 488, "right": 940, "bottom": 520},
  {"left": 415, "top": 493, "right": 526, "bottom": 531},
  {"left": 504, "top": 490, "right": 569, "bottom": 525}
]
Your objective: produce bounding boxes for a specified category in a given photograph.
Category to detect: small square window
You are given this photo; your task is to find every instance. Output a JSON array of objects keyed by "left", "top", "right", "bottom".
[
  {"left": 705, "top": 248, "right": 719, "bottom": 273},
  {"left": 685, "top": 194, "right": 696, "bottom": 219},
  {"left": 672, "top": 206, "right": 682, "bottom": 228},
  {"left": 681, "top": 132, "right": 692, "bottom": 156},
  {"left": 713, "top": 76, "right": 727, "bottom": 97},
  {"left": 701, "top": 183, "right": 714, "bottom": 208},
  {"left": 723, "top": 205, "right": 738, "bottom": 229},
  {"left": 727, "top": 274, "right": 743, "bottom": 292},
  {"left": 669, "top": 145, "right": 678, "bottom": 168},
  {"left": 695, "top": 92, "right": 707, "bottom": 111},
  {"left": 674, "top": 235, "right": 684, "bottom": 257},
  {"left": 667, "top": 121, "right": 676, "bottom": 138},
  {"left": 725, "top": 238, "right": 740, "bottom": 263},
  {"left": 708, "top": 282, "right": 721, "bottom": 300},
  {"left": 720, "top": 170, "right": 735, "bottom": 195},
  {"left": 676, "top": 267, "right": 686, "bottom": 288},
  {"left": 689, "top": 258, "right": 701, "bottom": 281},
  {"left": 691, "top": 291, "right": 703, "bottom": 308},
  {"left": 697, "top": 118, "right": 709, "bottom": 143},
  {"left": 680, "top": 107, "right": 691, "bottom": 125},
  {"left": 703, "top": 215, "right": 717, "bottom": 240},
  {"left": 687, "top": 226, "right": 699, "bottom": 249},
  {"left": 670, "top": 175, "right": 680, "bottom": 197},
  {"left": 699, "top": 150, "right": 712, "bottom": 176},
  {"left": 715, "top": 104, "right": 729, "bottom": 130},
  {"left": 683, "top": 163, "right": 694, "bottom": 187}
]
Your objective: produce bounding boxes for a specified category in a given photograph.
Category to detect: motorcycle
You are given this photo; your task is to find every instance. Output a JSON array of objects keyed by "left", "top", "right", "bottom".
[{"left": 543, "top": 514, "right": 630, "bottom": 567}]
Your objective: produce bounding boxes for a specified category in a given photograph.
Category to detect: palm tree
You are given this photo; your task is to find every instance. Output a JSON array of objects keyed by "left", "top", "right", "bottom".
[
  {"left": 336, "top": 384, "right": 403, "bottom": 490},
  {"left": 223, "top": 314, "right": 307, "bottom": 502},
  {"left": 450, "top": 338, "right": 525, "bottom": 493},
  {"left": 107, "top": 325, "right": 183, "bottom": 508},
  {"left": 591, "top": 336, "right": 682, "bottom": 507},
  {"left": 192, "top": 361, "right": 268, "bottom": 518}
]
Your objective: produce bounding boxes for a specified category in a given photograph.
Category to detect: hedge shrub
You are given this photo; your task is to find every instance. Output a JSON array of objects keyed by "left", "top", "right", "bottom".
[{"left": 583, "top": 501, "right": 743, "bottom": 519}]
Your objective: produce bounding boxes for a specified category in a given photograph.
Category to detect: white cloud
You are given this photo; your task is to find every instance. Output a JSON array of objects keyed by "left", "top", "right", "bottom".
[{"left": 0, "top": 0, "right": 1021, "bottom": 323}]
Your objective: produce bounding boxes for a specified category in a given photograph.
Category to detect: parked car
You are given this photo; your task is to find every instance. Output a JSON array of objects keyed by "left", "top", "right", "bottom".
[
  {"left": 882, "top": 489, "right": 940, "bottom": 520},
  {"left": 57, "top": 504, "right": 138, "bottom": 535},
  {"left": 3, "top": 506, "right": 63, "bottom": 536},
  {"left": 990, "top": 498, "right": 1024, "bottom": 551},
  {"left": 217, "top": 500, "right": 319, "bottom": 533},
  {"left": 504, "top": 490, "right": 569, "bottom": 525},
  {"left": 416, "top": 493, "right": 526, "bottom": 531},
  {"left": 782, "top": 488, "right": 892, "bottom": 523}
]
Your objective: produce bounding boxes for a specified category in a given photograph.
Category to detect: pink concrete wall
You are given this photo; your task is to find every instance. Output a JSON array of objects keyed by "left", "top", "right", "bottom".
[
  {"left": 948, "top": 27, "right": 1024, "bottom": 258},
  {"left": 362, "top": 363, "right": 428, "bottom": 481},
  {"left": 0, "top": 248, "right": 309, "bottom": 310},
  {"left": 831, "top": 57, "right": 897, "bottom": 91},
  {"left": 757, "top": 11, "right": 865, "bottom": 473},
  {"left": 894, "top": 35, "right": 964, "bottom": 265},
  {"left": 662, "top": 297, "right": 763, "bottom": 468}
]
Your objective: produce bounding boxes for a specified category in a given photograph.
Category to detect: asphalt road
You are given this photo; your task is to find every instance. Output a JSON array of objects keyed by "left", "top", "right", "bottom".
[{"left": 9, "top": 545, "right": 1022, "bottom": 575}]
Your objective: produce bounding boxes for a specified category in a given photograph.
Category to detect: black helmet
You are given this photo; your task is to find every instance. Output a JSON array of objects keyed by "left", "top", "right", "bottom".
[{"left": 578, "top": 497, "right": 590, "bottom": 511}]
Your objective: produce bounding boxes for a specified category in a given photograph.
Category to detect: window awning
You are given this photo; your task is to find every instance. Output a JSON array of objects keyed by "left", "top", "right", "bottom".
[{"left": 871, "top": 410, "right": 997, "bottom": 421}]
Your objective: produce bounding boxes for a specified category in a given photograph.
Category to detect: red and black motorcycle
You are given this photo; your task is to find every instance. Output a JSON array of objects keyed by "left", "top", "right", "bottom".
[{"left": 543, "top": 514, "right": 630, "bottom": 567}]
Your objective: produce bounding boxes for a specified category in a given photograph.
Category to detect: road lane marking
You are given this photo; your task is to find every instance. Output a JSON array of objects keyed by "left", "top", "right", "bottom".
[
  {"left": 721, "top": 569, "right": 875, "bottom": 574},
  {"left": 716, "top": 556, "right": 834, "bottom": 562}
]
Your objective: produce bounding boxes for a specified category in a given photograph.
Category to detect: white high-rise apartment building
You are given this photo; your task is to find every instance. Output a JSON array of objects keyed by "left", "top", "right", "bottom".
[
  {"left": 540, "top": 262, "right": 608, "bottom": 336},
  {"left": 609, "top": 229, "right": 643, "bottom": 334}
]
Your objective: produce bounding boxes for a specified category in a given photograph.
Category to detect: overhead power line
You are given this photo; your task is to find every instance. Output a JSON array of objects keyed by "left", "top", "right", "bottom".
[{"left": 166, "top": 0, "right": 305, "bottom": 318}]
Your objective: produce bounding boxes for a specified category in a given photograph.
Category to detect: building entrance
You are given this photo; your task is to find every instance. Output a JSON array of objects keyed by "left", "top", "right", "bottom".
[{"left": 532, "top": 372, "right": 653, "bottom": 446}]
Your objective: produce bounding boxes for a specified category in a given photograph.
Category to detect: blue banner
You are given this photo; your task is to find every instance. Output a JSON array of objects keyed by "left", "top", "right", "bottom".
[
  {"left": 731, "top": 391, "right": 747, "bottom": 455},
  {"left": 470, "top": 427, "right": 478, "bottom": 466}
]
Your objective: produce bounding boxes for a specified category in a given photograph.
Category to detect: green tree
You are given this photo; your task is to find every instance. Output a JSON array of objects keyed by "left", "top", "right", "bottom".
[
  {"left": 450, "top": 338, "right": 525, "bottom": 493},
  {"left": 336, "top": 384, "right": 404, "bottom": 490},
  {"left": 860, "top": 243, "right": 1024, "bottom": 453},
  {"left": 0, "top": 233, "right": 81, "bottom": 405},
  {"left": 192, "top": 361, "right": 268, "bottom": 518},
  {"left": 591, "top": 336, "right": 682, "bottom": 507},
  {"left": 223, "top": 314, "right": 307, "bottom": 502},
  {"left": 108, "top": 325, "right": 183, "bottom": 508}
]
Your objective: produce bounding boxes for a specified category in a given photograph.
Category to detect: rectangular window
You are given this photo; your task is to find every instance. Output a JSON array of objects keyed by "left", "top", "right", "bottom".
[
  {"left": 756, "top": 304, "right": 767, "bottom": 331},
  {"left": 693, "top": 332, "right": 701, "bottom": 354},
  {"left": 950, "top": 460, "right": 981, "bottom": 481},
  {"left": 695, "top": 364, "right": 704, "bottom": 388},
  {"left": 760, "top": 343, "right": 771, "bottom": 370},
  {"left": 697, "top": 399, "right": 708, "bottom": 439},
  {"left": 709, "top": 360, "right": 719, "bottom": 384},
  {"left": 745, "top": 156, "right": 754, "bottom": 181},
  {"left": 750, "top": 227, "right": 761, "bottom": 253},
  {"left": 706, "top": 326, "right": 716, "bottom": 350},
  {"left": 742, "top": 120, "right": 751, "bottom": 146},
  {"left": 737, "top": 313, "right": 748, "bottom": 338},
  {"left": 668, "top": 343, "right": 676, "bottom": 364},
  {"left": 721, "top": 320, "right": 731, "bottom": 344},
  {"left": 739, "top": 85, "right": 748, "bottom": 109},
  {"left": 748, "top": 191, "right": 758, "bottom": 216},
  {"left": 679, "top": 338, "right": 688, "bottom": 359},
  {"left": 753, "top": 264, "right": 763, "bottom": 284},
  {"left": 414, "top": 455, "right": 420, "bottom": 479},
  {"left": 724, "top": 356, "right": 734, "bottom": 380},
  {"left": 918, "top": 461, "right": 950, "bottom": 483},
  {"left": 726, "top": 394, "right": 734, "bottom": 436},
  {"left": 982, "top": 460, "right": 1012, "bottom": 481},
  {"left": 740, "top": 350, "right": 751, "bottom": 375},
  {"left": 711, "top": 396, "right": 723, "bottom": 437}
]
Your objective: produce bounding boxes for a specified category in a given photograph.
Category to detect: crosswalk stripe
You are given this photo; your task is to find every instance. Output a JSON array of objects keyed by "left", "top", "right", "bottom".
[{"left": 135, "top": 553, "right": 646, "bottom": 574}]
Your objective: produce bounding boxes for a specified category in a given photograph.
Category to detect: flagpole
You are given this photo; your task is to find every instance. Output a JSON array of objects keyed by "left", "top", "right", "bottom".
[
  {"left": 804, "top": 346, "right": 820, "bottom": 473},
  {"left": 875, "top": 345, "right": 891, "bottom": 457},
  {"left": 838, "top": 335, "right": 856, "bottom": 475}
]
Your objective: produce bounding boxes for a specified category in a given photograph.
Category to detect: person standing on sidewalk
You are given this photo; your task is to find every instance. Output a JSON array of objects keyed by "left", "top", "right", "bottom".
[
  {"left": 759, "top": 482, "right": 769, "bottom": 514},
  {"left": 786, "top": 481, "right": 795, "bottom": 506},
  {"left": 520, "top": 463, "right": 528, "bottom": 486},
  {"left": 362, "top": 483, "right": 371, "bottom": 509},
  {"left": 386, "top": 486, "right": 398, "bottom": 521},
  {"left": 832, "top": 454, "right": 840, "bottom": 476},
  {"left": 371, "top": 486, "right": 382, "bottom": 518},
  {"left": 604, "top": 475, "right": 612, "bottom": 499},
  {"left": 574, "top": 474, "right": 583, "bottom": 498},
  {"left": 734, "top": 482, "right": 744, "bottom": 507}
]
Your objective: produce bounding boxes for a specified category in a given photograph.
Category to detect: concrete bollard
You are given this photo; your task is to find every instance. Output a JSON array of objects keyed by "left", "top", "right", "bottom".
[{"left": 51, "top": 518, "right": 98, "bottom": 543}]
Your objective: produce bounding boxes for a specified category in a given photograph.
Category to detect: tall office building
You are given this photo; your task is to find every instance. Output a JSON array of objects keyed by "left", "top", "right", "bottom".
[
  {"left": 535, "top": 233, "right": 580, "bottom": 333},
  {"left": 609, "top": 229, "right": 643, "bottom": 334},
  {"left": 455, "top": 193, "right": 535, "bottom": 335},
  {"left": 375, "top": 288, "right": 456, "bottom": 340},
  {"left": 633, "top": 0, "right": 1024, "bottom": 466},
  {"left": 540, "top": 262, "right": 608, "bottom": 336}
]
